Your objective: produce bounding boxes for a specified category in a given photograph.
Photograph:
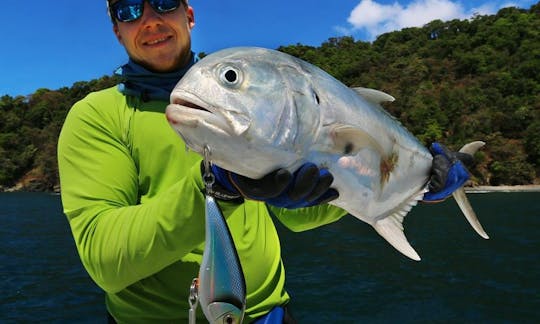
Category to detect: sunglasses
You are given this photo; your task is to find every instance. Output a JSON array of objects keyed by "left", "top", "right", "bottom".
[{"left": 109, "top": 0, "right": 182, "bottom": 23}]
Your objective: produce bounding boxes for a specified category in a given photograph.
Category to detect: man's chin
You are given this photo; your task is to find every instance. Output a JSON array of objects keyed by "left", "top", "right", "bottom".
[{"left": 142, "top": 56, "right": 191, "bottom": 73}]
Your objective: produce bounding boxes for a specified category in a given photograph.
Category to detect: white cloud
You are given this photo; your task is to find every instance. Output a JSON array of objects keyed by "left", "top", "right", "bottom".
[
  {"left": 348, "top": 0, "right": 402, "bottom": 28},
  {"left": 347, "top": 0, "right": 466, "bottom": 39},
  {"left": 396, "top": 0, "right": 464, "bottom": 27},
  {"left": 343, "top": 0, "right": 534, "bottom": 40}
]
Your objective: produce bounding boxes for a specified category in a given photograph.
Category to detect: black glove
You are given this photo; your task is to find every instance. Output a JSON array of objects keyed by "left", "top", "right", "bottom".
[
  {"left": 208, "top": 162, "right": 339, "bottom": 208},
  {"left": 424, "top": 142, "right": 473, "bottom": 202}
]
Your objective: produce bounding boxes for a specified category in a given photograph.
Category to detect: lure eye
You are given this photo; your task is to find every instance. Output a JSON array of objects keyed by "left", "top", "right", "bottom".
[{"left": 219, "top": 65, "right": 243, "bottom": 87}]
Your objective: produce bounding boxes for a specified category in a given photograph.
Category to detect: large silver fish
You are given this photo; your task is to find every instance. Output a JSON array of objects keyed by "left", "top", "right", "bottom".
[{"left": 166, "top": 47, "right": 489, "bottom": 261}]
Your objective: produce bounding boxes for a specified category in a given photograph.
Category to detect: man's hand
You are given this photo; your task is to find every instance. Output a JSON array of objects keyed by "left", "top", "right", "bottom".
[
  {"left": 423, "top": 142, "right": 473, "bottom": 202},
  {"left": 209, "top": 163, "right": 339, "bottom": 208}
]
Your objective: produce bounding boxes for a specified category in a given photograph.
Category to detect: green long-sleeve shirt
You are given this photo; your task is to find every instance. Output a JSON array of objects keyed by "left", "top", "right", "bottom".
[{"left": 57, "top": 86, "right": 347, "bottom": 323}]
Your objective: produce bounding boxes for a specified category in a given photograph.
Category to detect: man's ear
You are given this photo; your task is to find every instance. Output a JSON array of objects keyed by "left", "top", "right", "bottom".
[
  {"left": 113, "top": 24, "right": 124, "bottom": 45},
  {"left": 186, "top": 6, "right": 195, "bottom": 29}
]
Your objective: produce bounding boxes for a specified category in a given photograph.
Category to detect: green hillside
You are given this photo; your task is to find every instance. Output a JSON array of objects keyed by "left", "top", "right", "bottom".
[{"left": 1, "top": 3, "right": 538, "bottom": 191}]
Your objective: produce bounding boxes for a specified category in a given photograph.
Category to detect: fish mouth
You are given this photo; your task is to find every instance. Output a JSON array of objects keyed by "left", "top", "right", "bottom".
[
  {"left": 167, "top": 92, "right": 241, "bottom": 137},
  {"left": 171, "top": 97, "right": 210, "bottom": 113}
]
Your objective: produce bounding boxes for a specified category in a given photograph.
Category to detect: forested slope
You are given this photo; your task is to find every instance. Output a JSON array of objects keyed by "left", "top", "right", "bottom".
[{"left": 1, "top": 3, "right": 538, "bottom": 191}]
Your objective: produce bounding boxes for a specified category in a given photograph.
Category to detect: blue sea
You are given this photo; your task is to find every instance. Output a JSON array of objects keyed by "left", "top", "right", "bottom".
[{"left": 1, "top": 192, "right": 539, "bottom": 323}]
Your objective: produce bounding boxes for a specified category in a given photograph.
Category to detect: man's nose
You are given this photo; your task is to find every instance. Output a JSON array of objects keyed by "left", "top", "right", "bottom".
[{"left": 140, "top": 1, "right": 163, "bottom": 26}]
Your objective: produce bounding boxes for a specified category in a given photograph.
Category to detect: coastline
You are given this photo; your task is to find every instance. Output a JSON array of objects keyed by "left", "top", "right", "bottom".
[
  {"left": 1, "top": 184, "right": 539, "bottom": 194},
  {"left": 465, "top": 185, "right": 540, "bottom": 193}
]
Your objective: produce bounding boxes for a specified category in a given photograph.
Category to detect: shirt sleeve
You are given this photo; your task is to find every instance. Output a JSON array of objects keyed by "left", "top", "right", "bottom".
[
  {"left": 57, "top": 93, "right": 215, "bottom": 293},
  {"left": 268, "top": 203, "right": 348, "bottom": 232}
]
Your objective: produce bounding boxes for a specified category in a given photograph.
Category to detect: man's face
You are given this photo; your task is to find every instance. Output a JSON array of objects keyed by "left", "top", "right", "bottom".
[{"left": 111, "top": 1, "right": 195, "bottom": 72}]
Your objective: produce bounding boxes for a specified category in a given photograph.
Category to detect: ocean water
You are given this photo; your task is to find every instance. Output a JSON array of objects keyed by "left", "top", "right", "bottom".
[{"left": 1, "top": 192, "right": 539, "bottom": 323}]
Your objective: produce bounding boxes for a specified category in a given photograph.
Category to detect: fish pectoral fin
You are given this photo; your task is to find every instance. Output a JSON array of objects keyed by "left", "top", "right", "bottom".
[
  {"left": 330, "top": 124, "right": 385, "bottom": 155},
  {"left": 352, "top": 87, "right": 395, "bottom": 105},
  {"left": 372, "top": 191, "right": 424, "bottom": 261}
]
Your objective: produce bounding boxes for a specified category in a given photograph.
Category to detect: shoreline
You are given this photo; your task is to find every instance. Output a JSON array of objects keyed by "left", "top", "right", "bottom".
[
  {"left": 465, "top": 185, "right": 540, "bottom": 193},
  {"left": 1, "top": 185, "right": 539, "bottom": 194}
]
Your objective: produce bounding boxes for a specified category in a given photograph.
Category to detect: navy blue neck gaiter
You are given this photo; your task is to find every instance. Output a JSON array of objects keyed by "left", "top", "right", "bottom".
[{"left": 114, "top": 52, "right": 197, "bottom": 102}]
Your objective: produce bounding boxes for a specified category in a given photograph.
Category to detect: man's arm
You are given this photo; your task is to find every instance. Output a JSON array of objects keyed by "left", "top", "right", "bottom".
[
  {"left": 57, "top": 95, "right": 207, "bottom": 293},
  {"left": 268, "top": 203, "right": 348, "bottom": 232}
]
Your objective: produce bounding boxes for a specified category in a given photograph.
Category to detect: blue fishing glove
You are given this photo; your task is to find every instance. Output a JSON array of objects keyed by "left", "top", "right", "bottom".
[
  {"left": 253, "top": 306, "right": 285, "bottom": 324},
  {"left": 209, "top": 162, "right": 339, "bottom": 208},
  {"left": 423, "top": 142, "right": 473, "bottom": 202}
]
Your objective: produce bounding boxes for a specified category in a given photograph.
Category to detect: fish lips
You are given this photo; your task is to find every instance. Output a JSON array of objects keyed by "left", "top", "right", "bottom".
[{"left": 166, "top": 93, "right": 250, "bottom": 137}]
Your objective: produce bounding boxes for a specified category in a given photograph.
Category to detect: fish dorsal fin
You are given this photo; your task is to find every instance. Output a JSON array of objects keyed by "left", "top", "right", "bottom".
[
  {"left": 330, "top": 124, "right": 385, "bottom": 156},
  {"left": 352, "top": 87, "right": 395, "bottom": 105},
  {"left": 372, "top": 190, "right": 425, "bottom": 261}
]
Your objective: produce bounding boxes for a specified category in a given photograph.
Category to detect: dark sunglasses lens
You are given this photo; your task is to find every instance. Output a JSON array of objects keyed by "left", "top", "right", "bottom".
[
  {"left": 149, "top": 0, "right": 180, "bottom": 13},
  {"left": 113, "top": 1, "right": 143, "bottom": 22}
]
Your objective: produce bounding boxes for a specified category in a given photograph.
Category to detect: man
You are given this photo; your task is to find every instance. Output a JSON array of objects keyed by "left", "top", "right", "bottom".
[{"left": 57, "top": 1, "right": 469, "bottom": 322}]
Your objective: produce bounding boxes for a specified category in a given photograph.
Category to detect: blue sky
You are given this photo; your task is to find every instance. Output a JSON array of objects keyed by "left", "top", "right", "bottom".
[{"left": 1, "top": 0, "right": 536, "bottom": 97}]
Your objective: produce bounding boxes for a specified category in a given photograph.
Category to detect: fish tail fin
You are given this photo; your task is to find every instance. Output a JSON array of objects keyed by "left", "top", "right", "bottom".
[
  {"left": 454, "top": 140, "right": 490, "bottom": 239},
  {"left": 459, "top": 141, "right": 485, "bottom": 156},
  {"left": 453, "top": 188, "right": 489, "bottom": 239}
]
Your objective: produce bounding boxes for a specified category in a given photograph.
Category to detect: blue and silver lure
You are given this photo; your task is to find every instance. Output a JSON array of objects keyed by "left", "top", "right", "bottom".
[{"left": 189, "top": 146, "right": 246, "bottom": 324}]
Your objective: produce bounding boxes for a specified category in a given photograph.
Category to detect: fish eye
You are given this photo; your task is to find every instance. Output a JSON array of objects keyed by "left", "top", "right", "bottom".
[
  {"left": 219, "top": 65, "right": 242, "bottom": 87},
  {"left": 224, "top": 70, "right": 237, "bottom": 83}
]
